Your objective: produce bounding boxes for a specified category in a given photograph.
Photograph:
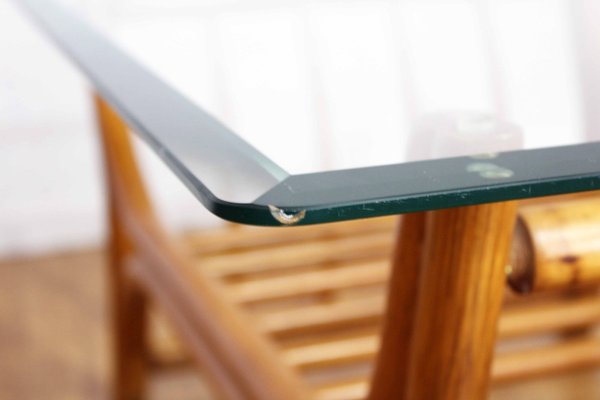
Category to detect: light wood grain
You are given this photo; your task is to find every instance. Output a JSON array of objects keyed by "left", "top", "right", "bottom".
[
  {"left": 405, "top": 203, "right": 518, "bottom": 400},
  {"left": 368, "top": 213, "right": 426, "bottom": 399},
  {"left": 95, "top": 95, "right": 150, "bottom": 400}
]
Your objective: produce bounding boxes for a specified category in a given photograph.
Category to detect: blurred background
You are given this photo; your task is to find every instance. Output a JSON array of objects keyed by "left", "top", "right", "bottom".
[{"left": 2, "top": 0, "right": 600, "bottom": 399}]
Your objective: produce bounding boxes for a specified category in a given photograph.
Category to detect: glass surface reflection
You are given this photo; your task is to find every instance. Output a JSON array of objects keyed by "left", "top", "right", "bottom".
[
  {"left": 91, "top": 0, "right": 595, "bottom": 172},
  {"left": 16, "top": 0, "right": 600, "bottom": 225}
]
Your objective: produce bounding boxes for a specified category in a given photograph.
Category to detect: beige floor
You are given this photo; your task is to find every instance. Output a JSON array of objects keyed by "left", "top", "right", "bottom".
[{"left": 1, "top": 249, "right": 600, "bottom": 400}]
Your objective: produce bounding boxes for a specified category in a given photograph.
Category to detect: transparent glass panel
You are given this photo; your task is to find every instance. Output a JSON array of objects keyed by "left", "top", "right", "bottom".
[
  {"left": 15, "top": 0, "right": 600, "bottom": 225},
  {"left": 90, "top": 0, "right": 594, "bottom": 172}
]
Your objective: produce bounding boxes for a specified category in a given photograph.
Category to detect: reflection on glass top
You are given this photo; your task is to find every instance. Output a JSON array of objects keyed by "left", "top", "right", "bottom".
[
  {"left": 16, "top": 0, "right": 600, "bottom": 226},
  {"left": 83, "top": 0, "right": 595, "bottom": 173}
]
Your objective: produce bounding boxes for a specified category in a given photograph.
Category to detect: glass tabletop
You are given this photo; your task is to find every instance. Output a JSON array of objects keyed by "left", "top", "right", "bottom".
[{"left": 16, "top": 0, "right": 600, "bottom": 226}]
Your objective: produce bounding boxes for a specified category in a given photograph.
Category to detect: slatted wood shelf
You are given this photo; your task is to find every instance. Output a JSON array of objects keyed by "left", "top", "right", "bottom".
[{"left": 148, "top": 215, "right": 600, "bottom": 399}]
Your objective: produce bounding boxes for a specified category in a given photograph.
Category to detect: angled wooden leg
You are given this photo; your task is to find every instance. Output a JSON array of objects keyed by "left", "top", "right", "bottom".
[
  {"left": 405, "top": 202, "right": 517, "bottom": 399},
  {"left": 368, "top": 213, "right": 427, "bottom": 399},
  {"left": 95, "top": 94, "right": 151, "bottom": 400},
  {"left": 107, "top": 199, "right": 148, "bottom": 400},
  {"left": 370, "top": 202, "right": 516, "bottom": 400}
]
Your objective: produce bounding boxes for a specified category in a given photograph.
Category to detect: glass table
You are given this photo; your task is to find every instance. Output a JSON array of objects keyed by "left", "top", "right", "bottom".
[
  {"left": 13, "top": 1, "right": 600, "bottom": 400},
  {"left": 16, "top": 0, "right": 600, "bottom": 226}
]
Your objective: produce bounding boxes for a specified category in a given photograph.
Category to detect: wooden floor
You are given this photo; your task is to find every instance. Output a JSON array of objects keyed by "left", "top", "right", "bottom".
[{"left": 1, "top": 249, "right": 600, "bottom": 400}]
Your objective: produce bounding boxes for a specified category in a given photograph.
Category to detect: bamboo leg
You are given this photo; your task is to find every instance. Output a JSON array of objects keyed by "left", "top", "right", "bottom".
[
  {"left": 368, "top": 213, "right": 426, "bottom": 399},
  {"left": 405, "top": 202, "right": 517, "bottom": 399}
]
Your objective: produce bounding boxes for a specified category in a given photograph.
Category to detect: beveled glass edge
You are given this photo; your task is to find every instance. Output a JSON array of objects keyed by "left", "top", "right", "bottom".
[
  {"left": 170, "top": 141, "right": 600, "bottom": 227},
  {"left": 254, "top": 141, "right": 600, "bottom": 225},
  {"left": 17, "top": 0, "right": 289, "bottom": 203},
  {"left": 17, "top": 0, "right": 600, "bottom": 227}
]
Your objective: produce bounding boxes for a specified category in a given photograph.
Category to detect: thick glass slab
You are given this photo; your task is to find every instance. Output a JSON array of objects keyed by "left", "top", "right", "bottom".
[{"left": 16, "top": 0, "right": 600, "bottom": 226}]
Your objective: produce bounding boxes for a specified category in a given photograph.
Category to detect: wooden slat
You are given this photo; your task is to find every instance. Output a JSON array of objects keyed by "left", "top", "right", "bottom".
[
  {"left": 313, "top": 337, "right": 600, "bottom": 400},
  {"left": 229, "top": 261, "right": 389, "bottom": 304},
  {"left": 314, "top": 379, "right": 368, "bottom": 400},
  {"left": 493, "top": 337, "right": 600, "bottom": 383},
  {"left": 198, "top": 233, "right": 393, "bottom": 277},
  {"left": 184, "top": 217, "right": 396, "bottom": 256},
  {"left": 255, "top": 290, "right": 600, "bottom": 341},
  {"left": 280, "top": 296, "right": 600, "bottom": 370},
  {"left": 283, "top": 336, "right": 377, "bottom": 370},
  {"left": 149, "top": 282, "right": 600, "bottom": 368},
  {"left": 257, "top": 294, "right": 385, "bottom": 338},
  {"left": 499, "top": 296, "right": 600, "bottom": 338}
]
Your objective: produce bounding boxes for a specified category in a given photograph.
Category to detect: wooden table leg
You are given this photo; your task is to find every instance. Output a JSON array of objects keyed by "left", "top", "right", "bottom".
[
  {"left": 108, "top": 202, "right": 147, "bottom": 400},
  {"left": 368, "top": 213, "right": 427, "bottom": 399},
  {"left": 405, "top": 202, "right": 517, "bottom": 399},
  {"left": 370, "top": 202, "right": 517, "bottom": 400},
  {"left": 95, "top": 95, "right": 150, "bottom": 400}
]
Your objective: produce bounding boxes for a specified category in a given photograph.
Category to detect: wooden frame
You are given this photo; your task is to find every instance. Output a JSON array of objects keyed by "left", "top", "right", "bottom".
[
  {"left": 95, "top": 95, "right": 310, "bottom": 400},
  {"left": 95, "top": 93, "right": 523, "bottom": 399},
  {"left": 370, "top": 204, "right": 517, "bottom": 399}
]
